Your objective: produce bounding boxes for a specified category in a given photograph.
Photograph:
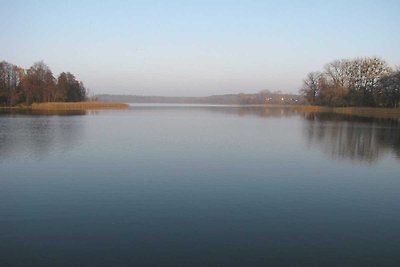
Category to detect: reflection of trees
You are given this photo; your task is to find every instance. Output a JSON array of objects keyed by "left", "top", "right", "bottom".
[
  {"left": 129, "top": 105, "right": 298, "bottom": 118},
  {"left": 205, "top": 106, "right": 297, "bottom": 118},
  {"left": 2, "top": 106, "right": 398, "bottom": 164},
  {"left": 0, "top": 109, "right": 87, "bottom": 116},
  {"left": 235, "top": 106, "right": 296, "bottom": 118},
  {"left": 302, "top": 112, "right": 400, "bottom": 163},
  {"left": 0, "top": 110, "right": 85, "bottom": 161}
]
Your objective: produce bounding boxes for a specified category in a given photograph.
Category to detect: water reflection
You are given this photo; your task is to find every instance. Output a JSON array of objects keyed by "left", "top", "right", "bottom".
[
  {"left": 0, "top": 108, "right": 87, "bottom": 116},
  {"left": 1, "top": 106, "right": 399, "bottom": 266},
  {"left": 129, "top": 104, "right": 297, "bottom": 118},
  {"left": 0, "top": 111, "right": 85, "bottom": 161},
  {"left": 196, "top": 106, "right": 400, "bottom": 163},
  {"left": 130, "top": 105, "right": 400, "bottom": 163},
  {"left": 214, "top": 106, "right": 296, "bottom": 118},
  {"left": 301, "top": 112, "right": 400, "bottom": 163},
  {"left": 0, "top": 106, "right": 399, "bottom": 164},
  {"left": 205, "top": 106, "right": 400, "bottom": 163}
]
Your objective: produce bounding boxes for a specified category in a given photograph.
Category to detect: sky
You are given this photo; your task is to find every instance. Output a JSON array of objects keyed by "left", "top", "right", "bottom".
[{"left": 1, "top": 0, "right": 400, "bottom": 96}]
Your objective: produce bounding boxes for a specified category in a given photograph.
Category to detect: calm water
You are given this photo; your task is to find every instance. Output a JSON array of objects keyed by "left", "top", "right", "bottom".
[{"left": 0, "top": 105, "right": 399, "bottom": 266}]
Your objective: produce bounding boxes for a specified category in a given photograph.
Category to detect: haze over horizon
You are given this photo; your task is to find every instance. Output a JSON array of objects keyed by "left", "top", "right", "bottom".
[{"left": 2, "top": 0, "right": 400, "bottom": 96}]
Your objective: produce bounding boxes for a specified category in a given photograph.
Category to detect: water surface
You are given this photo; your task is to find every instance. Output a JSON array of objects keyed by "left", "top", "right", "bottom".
[{"left": 0, "top": 106, "right": 399, "bottom": 266}]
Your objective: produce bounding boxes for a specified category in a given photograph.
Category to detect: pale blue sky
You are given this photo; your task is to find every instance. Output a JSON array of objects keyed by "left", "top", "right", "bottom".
[{"left": 2, "top": 0, "right": 399, "bottom": 96}]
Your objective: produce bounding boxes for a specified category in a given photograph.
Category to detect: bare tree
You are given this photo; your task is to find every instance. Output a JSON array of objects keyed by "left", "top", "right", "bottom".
[
  {"left": 299, "top": 57, "right": 394, "bottom": 107},
  {"left": 300, "top": 72, "right": 322, "bottom": 104}
]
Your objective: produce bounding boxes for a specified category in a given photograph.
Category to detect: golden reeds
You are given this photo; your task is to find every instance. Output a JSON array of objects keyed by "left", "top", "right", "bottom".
[{"left": 31, "top": 102, "right": 129, "bottom": 110}]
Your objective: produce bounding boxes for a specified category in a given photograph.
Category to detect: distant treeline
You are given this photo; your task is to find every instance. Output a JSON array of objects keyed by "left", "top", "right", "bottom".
[
  {"left": 300, "top": 57, "right": 400, "bottom": 107},
  {"left": 0, "top": 61, "right": 87, "bottom": 106},
  {"left": 97, "top": 91, "right": 300, "bottom": 105}
]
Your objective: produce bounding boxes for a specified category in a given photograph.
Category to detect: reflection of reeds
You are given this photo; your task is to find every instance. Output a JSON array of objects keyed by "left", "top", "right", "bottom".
[
  {"left": 31, "top": 102, "right": 129, "bottom": 110},
  {"left": 291, "top": 105, "right": 400, "bottom": 119},
  {"left": 333, "top": 107, "right": 400, "bottom": 118},
  {"left": 291, "top": 106, "right": 331, "bottom": 112}
]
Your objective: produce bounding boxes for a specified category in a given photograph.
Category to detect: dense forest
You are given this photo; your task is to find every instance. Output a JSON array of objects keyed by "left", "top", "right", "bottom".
[
  {"left": 0, "top": 61, "right": 87, "bottom": 106},
  {"left": 300, "top": 57, "right": 400, "bottom": 107}
]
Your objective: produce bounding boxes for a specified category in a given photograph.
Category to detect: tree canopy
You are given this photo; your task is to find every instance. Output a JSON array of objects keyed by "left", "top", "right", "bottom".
[
  {"left": 0, "top": 61, "right": 87, "bottom": 105},
  {"left": 300, "top": 57, "right": 400, "bottom": 107}
]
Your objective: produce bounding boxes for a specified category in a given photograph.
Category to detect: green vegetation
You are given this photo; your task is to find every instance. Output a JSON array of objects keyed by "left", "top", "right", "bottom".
[
  {"left": 300, "top": 57, "right": 400, "bottom": 108},
  {"left": 0, "top": 61, "right": 87, "bottom": 106}
]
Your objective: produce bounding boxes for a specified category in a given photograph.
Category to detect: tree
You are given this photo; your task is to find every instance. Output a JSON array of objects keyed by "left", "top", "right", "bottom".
[
  {"left": 300, "top": 72, "right": 322, "bottom": 104},
  {"left": 376, "top": 71, "right": 400, "bottom": 107},
  {"left": 324, "top": 60, "right": 352, "bottom": 106},
  {"left": 22, "top": 61, "right": 56, "bottom": 104},
  {"left": 0, "top": 61, "right": 13, "bottom": 104},
  {"left": 0, "top": 60, "right": 87, "bottom": 105},
  {"left": 299, "top": 57, "right": 394, "bottom": 107},
  {"left": 57, "top": 72, "right": 87, "bottom": 102},
  {"left": 56, "top": 72, "right": 69, "bottom": 101},
  {"left": 0, "top": 61, "right": 24, "bottom": 105}
]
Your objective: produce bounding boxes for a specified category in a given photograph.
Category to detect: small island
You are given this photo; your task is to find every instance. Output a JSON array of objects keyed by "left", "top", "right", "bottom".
[{"left": 0, "top": 61, "right": 127, "bottom": 110}]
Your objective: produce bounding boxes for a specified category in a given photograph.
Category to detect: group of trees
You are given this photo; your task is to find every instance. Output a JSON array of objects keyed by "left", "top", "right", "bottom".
[
  {"left": 300, "top": 57, "right": 400, "bottom": 107},
  {"left": 0, "top": 61, "right": 86, "bottom": 106}
]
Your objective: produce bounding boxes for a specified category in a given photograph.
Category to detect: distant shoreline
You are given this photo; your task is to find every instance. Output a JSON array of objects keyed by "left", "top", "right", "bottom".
[{"left": 96, "top": 92, "right": 301, "bottom": 105}]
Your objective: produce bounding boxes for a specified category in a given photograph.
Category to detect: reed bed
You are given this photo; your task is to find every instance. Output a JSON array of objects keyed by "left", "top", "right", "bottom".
[
  {"left": 31, "top": 102, "right": 129, "bottom": 110},
  {"left": 291, "top": 105, "right": 400, "bottom": 119}
]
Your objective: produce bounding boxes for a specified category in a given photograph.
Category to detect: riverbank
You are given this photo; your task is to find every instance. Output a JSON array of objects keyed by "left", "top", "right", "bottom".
[
  {"left": 30, "top": 102, "right": 129, "bottom": 110},
  {"left": 291, "top": 106, "right": 400, "bottom": 119}
]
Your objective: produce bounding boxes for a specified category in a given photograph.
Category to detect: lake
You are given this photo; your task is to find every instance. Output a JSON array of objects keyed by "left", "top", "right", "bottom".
[{"left": 0, "top": 105, "right": 399, "bottom": 266}]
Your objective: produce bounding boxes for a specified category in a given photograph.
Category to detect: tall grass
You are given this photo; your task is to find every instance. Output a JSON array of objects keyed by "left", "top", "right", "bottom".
[{"left": 31, "top": 102, "right": 129, "bottom": 110}]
